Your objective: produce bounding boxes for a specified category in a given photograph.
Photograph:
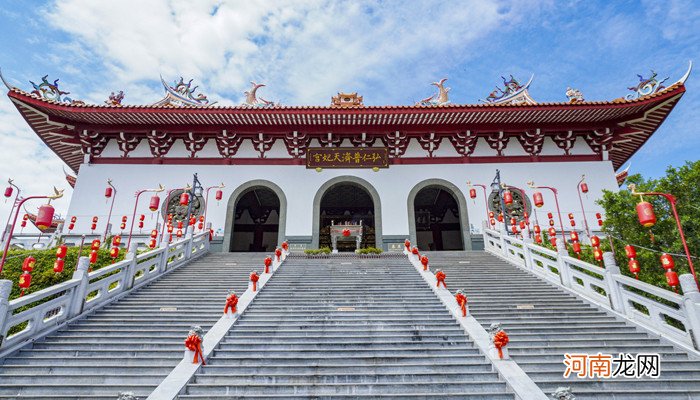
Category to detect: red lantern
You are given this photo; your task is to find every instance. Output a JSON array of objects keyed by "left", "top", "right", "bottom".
[
  {"left": 36, "top": 204, "right": 55, "bottom": 230},
  {"left": 590, "top": 235, "right": 600, "bottom": 247},
  {"left": 138, "top": 221, "right": 144, "bottom": 229},
  {"left": 342, "top": 229, "right": 351, "bottom": 237},
  {"left": 519, "top": 221, "right": 525, "bottom": 229},
  {"left": 189, "top": 216, "right": 196, "bottom": 226},
  {"left": 68, "top": 223, "right": 75, "bottom": 231},
  {"left": 197, "top": 222, "right": 203, "bottom": 230},
  {"left": 215, "top": 189, "right": 223, "bottom": 201},
  {"left": 595, "top": 213, "right": 602, "bottom": 219},
  {"left": 533, "top": 192, "right": 544, "bottom": 208},
  {"left": 488, "top": 211, "right": 494, "bottom": 218},
  {"left": 547, "top": 212, "right": 553, "bottom": 219},
  {"left": 569, "top": 231, "right": 579, "bottom": 242},
  {"left": 549, "top": 219, "right": 555, "bottom": 226},
  {"left": 120, "top": 223, "right": 126, "bottom": 230},
  {"left": 666, "top": 270, "right": 679, "bottom": 290},
  {"left": 18, "top": 271, "right": 31, "bottom": 295},
  {"left": 489, "top": 218, "right": 496, "bottom": 226},
  {"left": 53, "top": 258, "right": 65, "bottom": 273},
  {"left": 548, "top": 227, "right": 556, "bottom": 236},
  {"left": 580, "top": 183, "right": 588, "bottom": 193},
  {"left": 503, "top": 190, "right": 513, "bottom": 205},
  {"left": 91, "top": 239, "right": 101, "bottom": 251},
  {"left": 149, "top": 195, "right": 160, "bottom": 212},
  {"left": 121, "top": 216, "right": 128, "bottom": 223},
  {"left": 572, "top": 242, "right": 581, "bottom": 254},
  {"left": 70, "top": 216, "right": 77, "bottom": 223},
  {"left": 139, "top": 214, "right": 145, "bottom": 221},
  {"left": 597, "top": 219, "right": 604, "bottom": 227},
  {"left": 628, "top": 259, "right": 641, "bottom": 278},
  {"left": 112, "top": 235, "right": 121, "bottom": 247},
  {"left": 199, "top": 215, "right": 204, "bottom": 222},
  {"left": 56, "top": 244, "right": 68, "bottom": 259},
  {"left": 4, "top": 186, "right": 12, "bottom": 198},
  {"left": 533, "top": 225, "right": 541, "bottom": 234},
  {"left": 89, "top": 250, "right": 98, "bottom": 264},
  {"left": 636, "top": 201, "right": 656, "bottom": 228},
  {"left": 90, "top": 223, "right": 97, "bottom": 231},
  {"left": 568, "top": 213, "right": 574, "bottom": 220},
  {"left": 624, "top": 245, "right": 636, "bottom": 259},
  {"left": 660, "top": 253, "right": 675, "bottom": 270},
  {"left": 167, "top": 214, "right": 173, "bottom": 222},
  {"left": 497, "top": 214, "right": 504, "bottom": 222},
  {"left": 180, "top": 192, "right": 190, "bottom": 206},
  {"left": 511, "top": 226, "right": 518, "bottom": 234},
  {"left": 469, "top": 188, "right": 477, "bottom": 199},
  {"left": 593, "top": 247, "right": 603, "bottom": 262},
  {"left": 104, "top": 187, "right": 113, "bottom": 198},
  {"left": 535, "top": 234, "right": 542, "bottom": 244},
  {"left": 177, "top": 221, "right": 183, "bottom": 229},
  {"left": 92, "top": 216, "right": 99, "bottom": 223},
  {"left": 22, "top": 256, "right": 35, "bottom": 272},
  {"left": 549, "top": 237, "right": 557, "bottom": 247},
  {"left": 150, "top": 229, "right": 158, "bottom": 239},
  {"left": 510, "top": 217, "right": 516, "bottom": 226},
  {"left": 570, "top": 220, "right": 576, "bottom": 227},
  {"left": 110, "top": 247, "right": 120, "bottom": 259},
  {"left": 177, "top": 229, "right": 183, "bottom": 238},
  {"left": 167, "top": 225, "right": 174, "bottom": 233},
  {"left": 148, "top": 239, "right": 157, "bottom": 249}
]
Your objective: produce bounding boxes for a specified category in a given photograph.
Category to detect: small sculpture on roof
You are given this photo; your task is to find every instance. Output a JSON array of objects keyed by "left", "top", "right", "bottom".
[
  {"left": 625, "top": 70, "right": 668, "bottom": 100},
  {"left": 331, "top": 92, "right": 364, "bottom": 107},
  {"left": 243, "top": 81, "right": 276, "bottom": 108},
  {"left": 565, "top": 87, "right": 584, "bottom": 103},
  {"left": 105, "top": 91, "right": 125, "bottom": 106},
  {"left": 29, "top": 75, "right": 81, "bottom": 104},
  {"left": 481, "top": 74, "right": 536, "bottom": 105},
  {"left": 417, "top": 78, "right": 450, "bottom": 106},
  {"left": 152, "top": 76, "right": 216, "bottom": 107}
]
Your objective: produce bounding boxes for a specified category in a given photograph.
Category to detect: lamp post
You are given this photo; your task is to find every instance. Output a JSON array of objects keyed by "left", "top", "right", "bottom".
[
  {"left": 126, "top": 184, "right": 164, "bottom": 249},
  {"left": 466, "top": 180, "right": 489, "bottom": 225},
  {"left": 0, "top": 187, "right": 64, "bottom": 272},
  {"left": 576, "top": 175, "right": 591, "bottom": 237},
  {"left": 490, "top": 170, "right": 507, "bottom": 233},
  {"left": 1, "top": 178, "right": 20, "bottom": 246},
  {"left": 527, "top": 181, "right": 567, "bottom": 246},
  {"left": 628, "top": 183, "right": 698, "bottom": 289},
  {"left": 204, "top": 182, "right": 225, "bottom": 229},
  {"left": 102, "top": 179, "right": 117, "bottom": 243},
  {"left": 183, "top": 174, "right": 204, "bottom": 237}
]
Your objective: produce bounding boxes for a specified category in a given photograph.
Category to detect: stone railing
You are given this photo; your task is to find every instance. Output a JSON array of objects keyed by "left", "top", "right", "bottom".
[
  {"left": 0, "top": 231, "right": 210, "bottom": 357},
  {"left": 484, "top": 227, "right": 700, "bottom": 352}
]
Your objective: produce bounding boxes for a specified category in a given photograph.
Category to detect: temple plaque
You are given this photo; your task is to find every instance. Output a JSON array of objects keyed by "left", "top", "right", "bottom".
[{"left": 306, "top": 147, "right": 389, "bottom": 169}]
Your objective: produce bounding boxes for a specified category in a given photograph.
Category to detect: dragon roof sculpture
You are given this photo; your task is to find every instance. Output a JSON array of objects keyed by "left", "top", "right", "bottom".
[
  {"left": 417, "top": 78, "right": 450, "bottom": 106},
  {"left": 152, "top": 76, "right": 216, "bottom": 107},
  {"left": 481, "top": 75, "right": 536, "bottom": 105}
]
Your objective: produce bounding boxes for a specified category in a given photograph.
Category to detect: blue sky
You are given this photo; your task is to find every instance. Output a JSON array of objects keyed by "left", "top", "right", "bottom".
[{"left": 0, "top": 0, "right": 698, "bottom": 222}]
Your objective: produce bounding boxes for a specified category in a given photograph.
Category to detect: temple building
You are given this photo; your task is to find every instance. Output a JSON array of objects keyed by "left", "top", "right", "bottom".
[{"left": 1, "top": 64, "right": 691, "bottom": 251}]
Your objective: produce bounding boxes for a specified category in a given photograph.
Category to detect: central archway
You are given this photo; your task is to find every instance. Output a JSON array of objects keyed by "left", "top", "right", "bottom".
[{"left": 312, "top": 176, "right": 383, "bottom": 250}]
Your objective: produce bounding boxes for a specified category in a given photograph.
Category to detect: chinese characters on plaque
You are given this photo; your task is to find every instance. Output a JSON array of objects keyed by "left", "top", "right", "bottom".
[{"left": 306, "top": 148, "right": 389, "bottom": 169}]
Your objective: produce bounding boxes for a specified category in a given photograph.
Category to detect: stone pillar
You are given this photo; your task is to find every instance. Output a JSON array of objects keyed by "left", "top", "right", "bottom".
[
  {"left": 158, "top": 240, "right": 170, "bottom": 273},
  {"left": 0, "top": 280, "right": 13, "bottom": 343},
  {"left": 555, "top": 240, "right": 572, "bottom": 288},
  {"left": 68, "top": 257, "right": 90, "bottom": 318},
  {"left": 602, "top": 252, "right": 624, "bottom": 312},
  {"left": 123, "top": 243, "right": 139, "bottom": 290},
  {"left": 185, "top": 230, "right": 194, "bottom": 257},
  {"left": 679, "top": 274, "right": 700, "bottom": 350}
]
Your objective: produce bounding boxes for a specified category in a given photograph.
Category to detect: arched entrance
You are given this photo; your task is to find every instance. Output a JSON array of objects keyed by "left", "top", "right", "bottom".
[
  {"left": 312, "top": 176, "right": 383, "bottom": 250},
  {"left": 408, "top": 179, "right": 470, "bottom": 251},
  {"left": 223, "top": 180, "right": 287, "bottom": 252}
]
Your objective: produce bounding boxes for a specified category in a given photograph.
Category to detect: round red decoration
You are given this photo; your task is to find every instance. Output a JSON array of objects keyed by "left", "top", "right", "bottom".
[{"left": 342, "top": 228, "right": 351, "bottom": 237}]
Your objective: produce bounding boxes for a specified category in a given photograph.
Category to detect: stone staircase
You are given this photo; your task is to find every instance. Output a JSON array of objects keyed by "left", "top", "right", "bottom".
[
  {"left": 179, "top": 256, "right": 513, "bottom": 399},
  {"left": 0, "top": 252, "right": 265, "bottom": 399},
  {"left": 426, "top": 250, "right": 700, "bottom": 400}
]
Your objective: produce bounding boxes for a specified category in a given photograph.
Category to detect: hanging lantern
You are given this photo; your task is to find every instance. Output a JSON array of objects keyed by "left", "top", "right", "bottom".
[
  {"left": 533, "top": 192, "right": 544, "bottom": 208},
  {"left": 177, "top": 221, "right": 183, "bottom": 229},
  {"left": 120, "top": 223, "right": 126, "bottom": 230},
  {"left": 167, "top": 214, "right": 173, "bottom": 222},
  {"left": 548, "top": 227, "right": 556, "bottom": 236},
  {"left": 4, "top": 186, "right": 12, "bottom": 198},
  {"left": 549, "top": 219, "right": 555, "bottom": 227},
  {"left": 497, "top": 214, "right": 504, "bottom": 222},
  {"left": 68, "top": 223, "right": 75, "bottom": 231},
  {"left": 198, "top": 222, "right": 203, "bottom": 230},
  {"left": 199, "top": 215, "right": 204, "bottom": 222},
  {"left": 597, "top": 219, "right": 604, "bottom": 227},
  {"left": 215, "top": 189, "right": 223, "bottom": 201},
  {"left": 148, "top": 238, "right": 157, "bottom": 249},
  {"left": 167, "top": 225, "right": 174, "bottom": 233},
  {"left": 139, "top": 214, "right": 145, "bottom": 221},
  {"left": 572, "top": 242, "right": 581, "bottom": 254},
  {"left": 568, "top": 213, "right": 574, "bottom": 220},
  {"left": 91, "top": 239, "right": 101, "bottom": 251},
  {"left": 18, "top": 270, "right": 32, "bottom": 295},
  {"left": 120, "top": 216, "right": 127, "bottom": 223},
  {"left": 523, "top": 211, "right": 529, "bottom": 218},
  {"left": 595, "top": 213, "right": 602, "bottom": 219},
  {"left": 469, "top": 188, "right": 477, "bottom": 199},
  {"left": 488, "top": 211, "right": 494, "bottom": 218},
  {"left": 150, "top": 229, "right": 158, "bottom": 239},
  {"left": 593, "top": 247, "right": 603, "bottom": 262},
  {"left": 89, "top": 250, "right": 98, "bottom": 264},
  {"left": 92, "top": 216, "right": 99, "bottom": 223},
  {"left": 22, "top": 256, "right": 36, "bottom": 272},
  {"left": 180, "top": 192, "right": 190, "bottom": 206},
  {"left": 177, "top": 229, "right": 183, "bottom": 238},
  {"left": 533, "top": 225, "right": 541, "bottom": 234},
  {"left": 590, "top": 235, "right": 600, "bottom": 247},
  {"left": 624, "top": 245, "right": 636, "bottom": 259},
  {"left": 570, "top": 231, "right": 579, "bottom": 242},
  {"left": 580, "top": 183, "right": 589, "bottom": 193},
  {"left": 535, "top": 234, "right": 542, "bottom": 244},
  {"left": 104, "top": 186, "right": 113, "bottom": 198},
  {"left": 189, "top": 216, "right": 196, "bottom": 226},
  {"left": 547, "top": 212, "right": 553, "bottom": 219},
  {"left": 570, "top": 220, "right": 576, "bottom": 227},
  {"left": 511, "top": 226, "right": 518, "bottom": 234},
  {"left": 510, "top": 217, "right": 516, "bottom": 226},
  {"left": 112, "top": 235, "right": 121, "bottom": 247},
  {"left": 666, "top": 270, "right": 679, "bottom": 291},
  {"left": 636, "top": 201, "right": 656, "bottom": 228},
  {"left": 149, "top": 195, "right": 160, "bottom": 212},
  {"left": 519, "top": 221, "right": 525, "bottom": 229},
  {"left": 70, "top": 216, "right": 77, "bottom": 223},
  {"left": 489, "top": 218, "right": 496, "bottom": 226},
  {"left": 549, "top": 237, "right": 557, "bottom": 247},
  {"left": 503, "top": 190, "right": 513, "bottom": 205},
  {"left": 110, "top": 247, "right": 120, "bottom": 259},
  {"left": 56, "top": 244, "right": 68, "bottom": 259},
  {"left": 138, "top": 221, "right": 144, "bottom": 229},
  {"left": 628, "top": 259, "right": 641, "bottom": 279},
  {"left": 282, "top": 241, "right": 289, "bottom": 252},
  {"left": 90, "top": 223, "right": 97, "bottom": 231},
  {"left": 53, "top": 258, "right": 65, "bottom": 274},
  {"left": 36, "top": 204, "right": 55, "bottom": 230},
  {"left": 660, "top": 253, "right": 675, "bottom": 270}
]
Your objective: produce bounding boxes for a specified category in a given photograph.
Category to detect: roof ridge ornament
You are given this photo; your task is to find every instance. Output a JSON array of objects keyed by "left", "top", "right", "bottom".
[
  {"left": 624, "top": 70, "right": 669, "bottom": 100},
  {"left": 481, "top": 74, "right": 536, "bottom": 105},
  {"left": 153, "top": 76, "right": 216, "bottom": 107},
  {"left": 417, "top": 78, "right": 450, "bottom": 106},
  {"left": 331, "top": 92, "right": 364, "bottom": 107},
  {"left": 105, "top": 91, "right": 125, "bottom": 106},
  {"left": 675, "top": 60, "right": 692, "bottom": 86},
  {"left": 0, "top": 68, "right": 14, "bottom": 91},
  {"left": 565, "top": 87, "right": 584, "bottom": 103},
  {"left": 28, "top": 75, "right": 84, "bottom": 105},
  {"left": 243, "top": 81, "right": 277, "bottom": 108}
]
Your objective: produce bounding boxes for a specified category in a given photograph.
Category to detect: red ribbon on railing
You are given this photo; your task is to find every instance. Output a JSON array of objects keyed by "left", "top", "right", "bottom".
[
  {"left": 184, "top": 334, "right": 205, "bottom": 364},
  {"left": 435, "top": 270, "right": 446, "bottom": 288},
  {"left": 455, "top": 292, "right": 467, "bottom": 317},
  {"left": 493, "top": 330, "right": 509, "bottom": 359},
  {"left": 224, "top": 293, "right": 238, "bottom": 314},
  {"left": 250, "top": 271, "right": 259, "bottom": 292}
]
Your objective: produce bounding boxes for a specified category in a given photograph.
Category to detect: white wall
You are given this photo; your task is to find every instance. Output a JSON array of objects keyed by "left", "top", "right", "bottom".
[{"left": 66, "top": 161, "right": 619, "bottom": 238}]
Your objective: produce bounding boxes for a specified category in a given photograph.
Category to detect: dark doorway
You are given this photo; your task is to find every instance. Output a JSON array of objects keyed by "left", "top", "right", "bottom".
[
  {"left": 230, "top": 187, "right": 280, "bottom": 252},
  {"left": 413, "top": 186, "right": 464, "bottom": 251},
  {"left": 318, "top": 183, "right": 376, "bottom": 251}
]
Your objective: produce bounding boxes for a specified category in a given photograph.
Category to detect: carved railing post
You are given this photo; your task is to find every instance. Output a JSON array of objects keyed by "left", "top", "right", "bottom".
[
  {"left": 185, "top": 231, "right": 194, "bottom": 258},
  {"left": 522, "top": 236, "right": 534, "bottom": 270},
  {"left": 68, "top": 257, "right": 90, "bottom": 318},
  {"left": 123, "top": 243, "right": 139, "bottom": 290},
  {"left": 0, "top": 280, "right": 12, "bottom": 344},
  {"left": 555, "top": 240, "right": 572, "bottom": 288},
  {"left": 602, "top": 252, "right": 624, "bottom": 312},
  {"left": 680, "top": 274, "right": 700, "bottom": 350}
]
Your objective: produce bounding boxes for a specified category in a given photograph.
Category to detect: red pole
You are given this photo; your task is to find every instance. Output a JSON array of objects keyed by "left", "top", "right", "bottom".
[
  {"left": 576, "top": 176, "right": 591, "bottom": 237},
  {"left": 667, "top": 197, "right": 698, "bottom": 288},
  {"left": 125, "top": 190, "right": 146, "bottom": 250},
  {"left": 102, "top": 179, "right": 117, "bottom": 243},
  {"left": 1, "top": 179, "right": 20, "bottom": 246},
  {"left": 0, "top": 195, "right": 51, "bottom": 272},
  {"left": 529, "top": 182, "right": 567, "bottom": 247}
]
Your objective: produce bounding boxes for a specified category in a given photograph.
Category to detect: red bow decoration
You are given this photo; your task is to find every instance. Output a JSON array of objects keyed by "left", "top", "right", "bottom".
[
  {"left": 493, "top": 330, "right": 509, "bottom": 359},
  {"left": 342, "top": 228, "right": 351, "bottom": 237},
  {"left": 420, "top": 255, "right": 429, "bottom": 271},
  {"left": 250, "top": 272, "right": 260, "bottom": 291},
  {"left": 455, "top": 292, "right": 467, "bottom": 317},
  {"left": 263, "top": 257, "right": 272, "bottom": 274},
  {"left": 184, "top": 334, "right": 205, "bottom": 364},
  {"left": 435, "top": 271, "right": 446, "bottom": 288},
  {"left": 275, "top": 248, "right": 282, "bottom": 261},
  {"left": 224, "top": 293, "right": 238, "bottom": 314}
]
